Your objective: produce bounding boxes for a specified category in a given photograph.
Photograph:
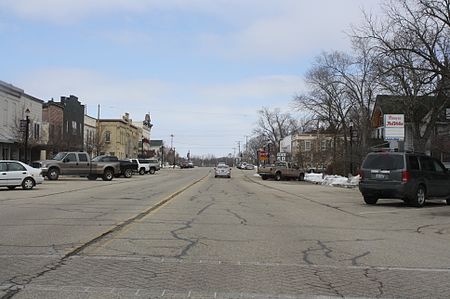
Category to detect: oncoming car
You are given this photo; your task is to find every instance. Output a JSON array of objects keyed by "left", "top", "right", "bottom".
[
  {"left": 0, "top": 160, "right": 44, "bottom": 190},
  {"left": 214, "top": 164, "right": 231, "bottom": 178}
]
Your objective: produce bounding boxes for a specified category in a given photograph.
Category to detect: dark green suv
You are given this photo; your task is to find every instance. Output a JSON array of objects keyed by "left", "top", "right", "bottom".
[{"left": 359, "top": 152, "right": 450, "bottom": 207}]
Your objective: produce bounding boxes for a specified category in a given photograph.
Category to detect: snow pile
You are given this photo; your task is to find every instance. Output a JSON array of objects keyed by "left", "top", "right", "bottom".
[{"left": 305, "top": 173, "right": 360, "bottom": 188}]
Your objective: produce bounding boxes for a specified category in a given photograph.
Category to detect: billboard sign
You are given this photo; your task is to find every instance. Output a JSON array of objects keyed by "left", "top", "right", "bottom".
[{"left": 384, "top": 114, "right": 404, "bottom": 141}]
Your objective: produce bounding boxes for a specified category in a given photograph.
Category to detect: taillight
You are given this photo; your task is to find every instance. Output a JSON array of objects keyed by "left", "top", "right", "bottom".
[
  {"left": 402, "top": 170, "right": 410, "bottom": 183},
  {"left": 358, "top": 169, "right": 364, "bottom": 179}
]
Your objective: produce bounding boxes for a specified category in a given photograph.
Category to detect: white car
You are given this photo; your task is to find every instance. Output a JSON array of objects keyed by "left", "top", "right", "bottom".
[
  {"left": 214, "top": 164, "right": 231, "bottom": 178},
  {"left": 0, "top": 160, "right": 44, "bottom": 190}
]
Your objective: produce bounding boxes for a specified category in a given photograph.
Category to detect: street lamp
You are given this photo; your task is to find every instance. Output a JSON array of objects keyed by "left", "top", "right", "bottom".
[
  {"left": 349, "top": 121, "right": 353, "bottom": 175},
  {"left": 24, "top": 108, "right": 30, "bottom": 164}
]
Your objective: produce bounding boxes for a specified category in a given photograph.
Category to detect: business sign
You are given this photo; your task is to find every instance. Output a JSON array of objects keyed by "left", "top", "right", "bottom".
[
  {"left": 259, "top": 150, "right": 268, "bottom": 161},
  {"left": 384, "top": 114, "right": 404, "bottom": 141},
  {"left": 277, "top": 152, "right": 287, "bottom": 161}
]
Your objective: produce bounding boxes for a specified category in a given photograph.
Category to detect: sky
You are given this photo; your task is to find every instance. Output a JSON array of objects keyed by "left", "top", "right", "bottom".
[{"left": 0, "top": 0, "right": 383, "bottom": 158}]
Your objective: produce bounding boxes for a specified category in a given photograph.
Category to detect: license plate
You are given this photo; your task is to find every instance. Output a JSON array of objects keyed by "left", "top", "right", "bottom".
[{"left": 375, "top": 173, "right": 385, "bottom": 179}]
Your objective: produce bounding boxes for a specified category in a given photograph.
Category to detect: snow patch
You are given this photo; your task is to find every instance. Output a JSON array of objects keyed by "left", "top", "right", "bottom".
[{"left": 305, "top": 173, "right": 360, "bottom": 188}]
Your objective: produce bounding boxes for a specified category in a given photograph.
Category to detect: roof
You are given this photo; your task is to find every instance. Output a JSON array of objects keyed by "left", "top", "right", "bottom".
[{"left": 373, "top": 94, "right": 448, "bottom": 122}]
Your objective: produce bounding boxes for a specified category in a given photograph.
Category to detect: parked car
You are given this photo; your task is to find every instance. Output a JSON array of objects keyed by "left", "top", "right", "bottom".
[
  {"left": 244, "top": 163, "right": 255, "bottom": 170},
  {"left": 130, "top": 158, "right": 160, "bottom": 174},
  {"left": 180, "top": 160, "right": 190, "bottom": 169},
  {"left": 33, "top": 151, "right": 120, "bottom": 181},
  {"left": 258, "top": 161, "right": 306, "bottom": 181},
  {"left": 0, "top": 160, "right": 44, "bottom": 190},
  {"left": 91, "top": 155, "right": 136, "bottom": 178},
  {"left": 359, "top": 151, "right": 450, "bottom": 207},
  {"left": 214, "top": 164, "right": 231, "bottom": 178}
]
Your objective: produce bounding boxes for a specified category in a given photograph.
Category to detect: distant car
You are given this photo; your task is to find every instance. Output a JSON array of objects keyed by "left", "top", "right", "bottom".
[
  {"left": 244, "top": 163, "right": 255, "bottom": 170},
  {"left": 0, "top": 160, "right": 44, "bottom": 190},
  {"left": 188, "top": 161, "right": 194, "bottom": 168},
  {"left": 359, "top": 151, "right": 450, "bottom": 207},
  {"left": 180, "top": 161, "right": 190, "bottom": 169},
  {"left": 214, "top": 164, "right": 231, "bottom": 178}
]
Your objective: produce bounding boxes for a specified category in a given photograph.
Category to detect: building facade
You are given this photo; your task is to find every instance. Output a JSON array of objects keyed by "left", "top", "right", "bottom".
[
  {"left": 0, "top": 81, "right": 43, "bottom": 162},
  {"left": 84, "top": 114, "right": 98, "bottom": 158},
  {"left": 97, "top": 113, "right": 140, "bottom": 159}
]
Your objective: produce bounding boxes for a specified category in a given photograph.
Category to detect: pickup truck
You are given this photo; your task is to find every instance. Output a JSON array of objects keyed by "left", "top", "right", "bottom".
[
  {"left": 130, "top": 158, "right": 160, "bottom": 175},
  {"left": 91, "top": 155, "right": 137, "bottom": 178},
  {"left": 32, "top": 152, "right": 120, "bottom": 181},
  {"left": 258, "top": 161, "right": 306, "bottom": 181}
]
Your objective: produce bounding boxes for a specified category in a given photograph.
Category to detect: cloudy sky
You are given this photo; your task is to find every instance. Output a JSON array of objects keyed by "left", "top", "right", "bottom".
[{"left": 0, "top": 0, "right": 383, "bottom": 158}]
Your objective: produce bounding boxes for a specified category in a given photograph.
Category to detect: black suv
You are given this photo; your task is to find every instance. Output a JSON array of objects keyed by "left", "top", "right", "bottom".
[{"left": 359, "top": 151, "right": 450, "bottom": 207}]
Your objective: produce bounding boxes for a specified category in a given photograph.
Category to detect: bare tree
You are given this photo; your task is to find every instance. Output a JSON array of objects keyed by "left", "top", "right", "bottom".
[
  {"left": 253, "top": 107, "right": 298, "bottom": 155},
  {"left": 358, "top": 0, "right": 450, "bottom": 152}
]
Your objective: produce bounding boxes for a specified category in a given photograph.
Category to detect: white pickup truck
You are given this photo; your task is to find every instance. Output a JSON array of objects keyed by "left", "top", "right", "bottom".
[{"left": 130, "top": 158, "right": 161, "bottom": 175}]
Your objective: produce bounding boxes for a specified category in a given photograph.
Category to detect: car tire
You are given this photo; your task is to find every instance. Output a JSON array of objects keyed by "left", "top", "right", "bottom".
[
  {"left": 363, "top": 196, "right": 378, "bottom": 205},
  {"left": 261, "top": 175, "right": 268, "bottom": 180},
  {"left": 87, "top": 174, "right": 97, "bottom": 180},
  {"left": 446, "top": 198, "right": 450, "bottom": 205},
  {"left": 123, "top": 168, "right": 133, "bottom": 178},
  {"left": 139, "top": 168, "right": 145, "bottom": 175},
  {"left": 47, "top": 167, "right": 59, "bottom": 180},
  {"left": 410, "top": 185, "right": 426, "bottom": 208},
  {"left": 275, "top": 172, "right": 282, "bottom": 181},
  {"left": 149, "top": 168, "right": 156, "bottom": 175},
  {"left": 7, "top": 186, "right": 16, "bottom": 190},
  {"left": 298, "top": 173, "right": 305, "bottom": 181},
  {"left": 102, "top": 169, "right": 114, "bottom": 181},
  {"left": 22, "top": 177, "right": 35, "bottom": 190}
]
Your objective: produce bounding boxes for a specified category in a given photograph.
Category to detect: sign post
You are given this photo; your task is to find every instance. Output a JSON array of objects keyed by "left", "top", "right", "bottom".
[{"left": 384, "top": 114, "right": 404, "bottom": 151}]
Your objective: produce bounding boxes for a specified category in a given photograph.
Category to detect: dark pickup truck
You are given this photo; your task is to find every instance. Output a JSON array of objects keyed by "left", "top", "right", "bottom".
[{"left": 92, "top": 155, "right": 137, "bottom": 178}]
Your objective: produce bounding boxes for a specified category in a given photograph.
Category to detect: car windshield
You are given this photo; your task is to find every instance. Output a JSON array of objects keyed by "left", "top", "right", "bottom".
[
  {"left": 218, "top": 165, "right": 228, "bottom": 169},
  {"left": 52, "top": 152, "right": 67, "bottom": 161},
  {"left": 362, "top": 154, "right": 404, "bottom": 170}
]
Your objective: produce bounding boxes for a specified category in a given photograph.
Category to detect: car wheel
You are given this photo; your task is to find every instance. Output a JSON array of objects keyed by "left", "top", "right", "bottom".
[
  {"left": 261, "top": 175, "right": 268, "bottom": 180},
  {"left": 22, "top": 177, "right": 35, "bottom": 190},
  {"left": 124, "top": 168, "right": 133, "bottom": 178},
  {"left": 139, "top": 168, "right": 145, "bottom": 175},
  {"left": 87, "top": 174, "right": 97, "bottom": 180},
  {"left": 215, "top": 175, "right": 218, "bottom": 178},
  {"left": 363, "top": 196, "right": 378, "bottom": 205},
  {"left": 102, "top": 169, "right": 114, "bottom": 181},
  {"left": 446, "top": 198, "right": 450, "bottom": 205},
  {"left": 7, "top": 186, "right": 16, "bottom": 190},
  {"left": 149, "top": 168, "right": 156, "bottom": 175},
  {"left": 410, "top": 185, "right": 426, "bottom": 208},
  {"left": 47, "top": 167, "right": 59, "bottom": 180},
  {"left": 298, "top": 173, "right": 305, "bottom": 181},
  {"left": 275, "top": 172, "right": 282, "bottom": 181}
]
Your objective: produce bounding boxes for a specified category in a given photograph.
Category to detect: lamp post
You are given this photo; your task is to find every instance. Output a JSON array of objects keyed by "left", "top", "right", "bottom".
[
  {"left": 173, "top": 147, "right": 176, "bottom": 169},
  {"left": 349, "top": 121, "right": 353, "bottom": 175},
  {"left": 24, "top": 108, "right": 30, "bottom": 164}
]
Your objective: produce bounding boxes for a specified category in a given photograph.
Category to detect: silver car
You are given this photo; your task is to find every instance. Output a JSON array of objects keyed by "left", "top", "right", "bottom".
[
  {"left": 0, "top": 160, "right": 44, "bottom": 190},
  {"left": 214, "top": 164, "right": 231, "bottom": 178}
]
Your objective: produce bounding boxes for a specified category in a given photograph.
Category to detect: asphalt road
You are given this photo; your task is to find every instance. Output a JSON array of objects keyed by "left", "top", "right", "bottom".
[{"left": 0, "top": 167, "right": 450, "bottom": 298}]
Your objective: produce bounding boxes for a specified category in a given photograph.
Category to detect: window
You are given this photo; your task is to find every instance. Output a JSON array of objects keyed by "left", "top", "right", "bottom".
[
  {"left": 363, "top": 154, "right": 404, "bottom": 170},
  {"left": 305, "top": 141, "right": 311, "bottom": 151},
  {"left": 433, "top": 159, "right": 445, "bottom": 173},
  {"left": 0, "top": 162, "right": 6, "bottom": 171},
  {"left": 420, "top": 157, "right": 435, "bottom": 171},
  {"left": 408, "top": 156, "right": 420, "bottom": 170},
  {"left": 105, "top": 131, "right": 111, "bottom": 143},
  {"left": 7, "top": 162, "right": 26, "bottom": 171},
  {"left": 72, "top": 121, "right": 77, "bottom": 135},
  {"left": 78, "top": 153, "right": 89, "bottom": 162},
  {"left": 34, "top": 123, "right": 40, "bottom": 139},
  {"left": 65, "top": 153, "right": 77, "bottom": 162}
]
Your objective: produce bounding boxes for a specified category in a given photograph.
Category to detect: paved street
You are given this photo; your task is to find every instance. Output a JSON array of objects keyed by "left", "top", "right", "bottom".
[{"left": 1, "top": 168, "right": 450, "bottom": 298}]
